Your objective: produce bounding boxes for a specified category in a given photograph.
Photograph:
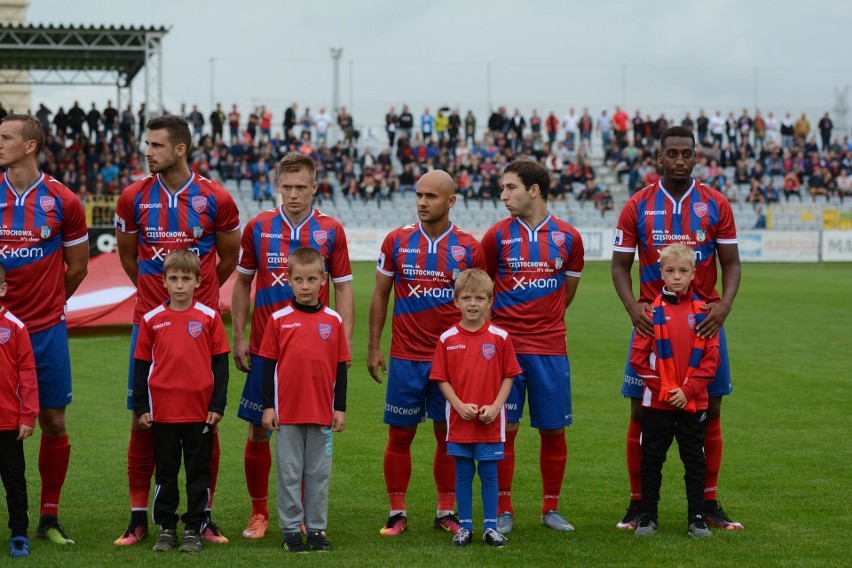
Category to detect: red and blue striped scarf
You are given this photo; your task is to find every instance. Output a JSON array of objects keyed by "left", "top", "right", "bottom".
[{"left": 651, "top": 292, "right": 707, "bottom": 412}]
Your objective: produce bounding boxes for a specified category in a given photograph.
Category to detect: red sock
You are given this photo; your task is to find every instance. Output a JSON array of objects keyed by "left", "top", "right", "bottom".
[
  {"left": 627, "top": 418, "right": 643, "bottom": 500},
  {"left": 128, "top": 429, "right": 155, "bottom": 511},
  {"left": 497, "top": 428, "right": 517, "bottom": 515},
  {"left": 244, "top": 439, "right": 271, "bottom": 518},
  {"left": 206, "top": 430, "right": 220, "bottom": 511},
  {"left": 704, "top": 417, "right": 722, "bottom": 501},
  {"left": 540, "top": 431, "right": 567, "bottom": 514},
  {"left": 39, "top": 434, "right": 71, "bottom": 516},
  {"left": 433, "top": 428, "right": 455, "bottom": 511},
  {"left": 384, "top": 427, "right": 415, "bottom": 511}
]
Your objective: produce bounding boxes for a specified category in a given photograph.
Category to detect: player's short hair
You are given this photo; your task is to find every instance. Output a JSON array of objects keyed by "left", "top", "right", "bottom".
[
  {"left": 146, "top": 114, "right": 192, "bottom": 151},
  {"left": 660, "top": 125, "right": 695, "bottom": 151},
  {"left": 278, "top": 152, "right": 317, "bottom": 181},
  {"left": 659, "top": 243, "right": 696, "bottom": 268},
  {"left": 454, "top": 268, "right": 494, "bottom": 299},
  {"left": 162, "top": 249, "right": 201, "bottom": 278},
  {"left": 1, "top": 114, "right": 45, "bottom": 154},
  {"left": 288, "top": 247, "right": 324, "bottom": 274},
  {"left": 503, "top": 159, "right": 550, "bottom": 201}
]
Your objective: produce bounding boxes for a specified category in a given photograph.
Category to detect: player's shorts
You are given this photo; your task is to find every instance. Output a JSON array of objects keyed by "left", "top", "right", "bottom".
[
  {"left": 447, "top": 442, "right": 504, "bottom": 461},
  {"left": 620, "top": 327, "right": 733, "bottom": 399},
  {"left": 505, "top": 354, "right": 572, "bottom": 430},
  {"left": 31, "top": 321, "right": 73, "bottom": 409},
  {"left": 125, "top": 324, "right": 140, "bottom": 410},
  {"left": 384, "top": 358, "right": 447, "bottom": 427},
  {"left": 238, "top": 354, "right": 267, "bottom": 425}
]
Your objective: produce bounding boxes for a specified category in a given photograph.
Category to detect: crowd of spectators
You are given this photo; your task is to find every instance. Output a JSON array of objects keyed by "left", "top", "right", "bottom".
[{"left": 2, "top": 100, "right": 849, "bottom": 222}]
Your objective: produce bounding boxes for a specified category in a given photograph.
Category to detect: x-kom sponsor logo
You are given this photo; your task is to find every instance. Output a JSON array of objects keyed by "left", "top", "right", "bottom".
[
  {"left": 407, "top": 283, "right": 453, "bottom": 299},
  {"left": 0, "top": 244, "right": 44, "bottom": 259},
  {"left": 150, "top": 246, "right": 200, "bottom": 261}
]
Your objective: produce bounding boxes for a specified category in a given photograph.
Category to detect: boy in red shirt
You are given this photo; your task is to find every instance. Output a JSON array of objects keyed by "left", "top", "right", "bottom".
[
  {"left": 629, "top": 244, "right": 719, "bottom": 538},
  {"left": 0, "top": 262, "right": 39, "bottom": 558},
  {"left": 260, "top": 247, "right": 350, "bottom": 553},
  {"left": 430, "top": 269, "right": 521, "bottom": 548},
  {"left": 133, "top": 250, "right": 230, "bottom": 553}
]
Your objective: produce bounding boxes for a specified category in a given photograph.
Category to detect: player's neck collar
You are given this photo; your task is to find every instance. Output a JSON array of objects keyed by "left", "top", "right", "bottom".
[
  {"left": 418, "top": 221, "right": 453, "bottom": 247},
  {"left": 516, "top": 212, "right": 551, "bottom": 236},
  {"left": 4, "top": 169, "right": 44, "bottom": 200},
  {"left": 156, "top": 171, "right": 194, "bottom": 198},
  {"left": 659, "top": 178, "right": 695, "bottom": 203},
  {"left": 280, "top": 206, "right": 314, "bottom": 231}
]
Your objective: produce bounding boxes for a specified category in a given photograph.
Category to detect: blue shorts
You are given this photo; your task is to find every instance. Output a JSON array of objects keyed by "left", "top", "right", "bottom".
[
  {"left": 31, "top": 321, "right": 73, "bottom": 409},
  {"left": 505, "top": 354, "right": 572, "bottom": 430},
  {"left": 384, "top": 358, "right": 447, "bottom": 427},
  {"left": 447, "top": 442, "right": 504, "bottom": 461},
  {"left": 238, "top": 354, "right": 267, "bottom": 425},
  {"left": 620, "top": 327, "right": 733, "bottom": 399},
  {"left": 125, "top": 324, "right": 139, "bottom": 410}
]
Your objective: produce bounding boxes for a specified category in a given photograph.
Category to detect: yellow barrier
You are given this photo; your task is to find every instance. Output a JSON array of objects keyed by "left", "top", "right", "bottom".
[{"left": 85, "top": 195, "right": 119, "bottom": 228}]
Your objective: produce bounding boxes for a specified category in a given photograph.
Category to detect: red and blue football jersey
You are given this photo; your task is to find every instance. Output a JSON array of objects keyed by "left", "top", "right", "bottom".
[
  {"left": 0, "top": 172, "right": 88, "bottom": 332},
  {"left": 481, "top": 214, "right": 584, "bottom": 356},
  {"left": 237, "top": 207, "right": 352, "bottom": 354},
  {"left": 613, "top": 179, "right": 737, "bottom": 304},
  {"left": 115, "top": 172, "right": 240, "bottom": 324},
  {"left": 377, "top": 222, "right": 486, "bottom": 361}
]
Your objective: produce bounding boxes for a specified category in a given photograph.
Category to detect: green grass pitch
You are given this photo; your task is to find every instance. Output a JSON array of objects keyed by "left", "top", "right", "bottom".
[{"left": 11, "top": 261, "right": 851, "bottom": 566}]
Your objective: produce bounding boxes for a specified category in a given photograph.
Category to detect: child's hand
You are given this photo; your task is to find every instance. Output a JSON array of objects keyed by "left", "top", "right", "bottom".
[
  {"left": 206, "top": 412, "right": 223, "bottom": 426},
  {"left": 478, "top": 404, "right": 500, "bottom": 424},
  {"left": 138, "top": 413, "right": 152, "bottom": 430},
  {"left": 666, "top": 388, "right": 687, "bottom": 409},
  {"left": 17, "top": 424, "right": 33, "bottom": 441},
  {"left": 262, "top": 408, "right": 279, "bottom": 431},
  {"left": 332, "top": 411, "right": 346, "bottom": 432},
  {"left": 455, "top": 402, "right": 479, "bottom": 421}
]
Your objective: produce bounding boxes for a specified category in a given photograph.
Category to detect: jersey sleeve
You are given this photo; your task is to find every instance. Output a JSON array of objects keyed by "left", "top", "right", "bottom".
[
  {"left": 500, "top": 335, "right": 523, "bottom": 378},
  {"left": 337, "top": 318, "right": 351, "bottom": 363},
  {"left": 329, "top": 222, "right": 353, "bottom": 283},
  {"left": 209, "top": 313, "right": 231, "bottom": 356},
  {"left": 237, "top": 220, "right": 258, "bottom": 275},
  {"left": 15, "top": 325, "right": 39, "bottom": 427},
  {"left": 469, "top": 239, "right": 487, "bottom": 270},
  {"left": 376, "top": 231, "right": 397, "bottom": 277},
  {"left": 133, "top": 319, "right": 154, "bottom": 362},
  {"left": 60, "top": 189, "right": 89, "bottom": 246},
  {"left": 716, "top": 198, "right": 738, "bottom": 244},
  {"left": 428, "top": 339, "right": 449, "bottom": 382},
  {"left": 115, "top": 188, "right": 138, "bottom": 233},
  {"left": 613, "top": 200, "right": 638, "bottom": 253},
  {"left": 565, "top": 227, "right": 584, "bottom": 277},
  {"left": 212, "top": 188, "right": 241, "bottom": 233},
  {"left": 480, "top": 226, "right": 498, "bottom": 278}
]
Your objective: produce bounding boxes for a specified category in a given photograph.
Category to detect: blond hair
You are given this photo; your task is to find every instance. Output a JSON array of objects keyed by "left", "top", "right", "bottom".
[
  {"left": 162, "top": 249, "right": 201, "bottom": 278},
  {"left": 659, "top": 243, "right": 696, "bottom": 268},
  {"left": 453, "top": 268, "right": 493, "bottom": 299},
  {"left": 288, "top": 247, "right": 325, "bottom": 273}
]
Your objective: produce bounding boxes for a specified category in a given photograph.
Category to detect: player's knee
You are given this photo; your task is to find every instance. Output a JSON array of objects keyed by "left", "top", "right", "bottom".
[
  {"left": 630, "top": 398, "right": 645, "bottom": 422},
  {"left": 39, "top": 408, "right": 67, "bottom": 436},
  {"left": 505, "top": 422, "right": 520, "bottom": 432},
  {"left": 707, "top": 397, "right": 722, "bottom": 419},
  {"left": 248, "top": 422, "right": 268, "bottom": 442}
]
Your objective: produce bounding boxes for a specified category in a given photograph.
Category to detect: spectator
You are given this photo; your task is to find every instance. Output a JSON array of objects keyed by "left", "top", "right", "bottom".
[
  {"left": 818, "top": 112, "right": 833, "bottom": 152},
  {"left": 753, "top": 205, "right": 766, "bottom": 229},
  {"left": 794, "top": 113, "right": 810, "bottom": 147}
]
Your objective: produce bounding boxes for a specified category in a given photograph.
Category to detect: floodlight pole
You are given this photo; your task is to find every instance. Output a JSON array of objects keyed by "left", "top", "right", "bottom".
[{"left": 331, "top": 48, "right": 343, "bottom": 115}]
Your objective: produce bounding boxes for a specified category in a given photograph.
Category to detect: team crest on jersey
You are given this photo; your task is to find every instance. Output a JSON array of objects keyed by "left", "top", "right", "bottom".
[
  {"left": 452, "top": 268, "right": 461, "bottom": 280},
  {"left": 482, "top": 343, "right": 496, "bottom": 361},
  {"left": 552, "top": 231, "right": 565, "bottom": 247},
  {"left": 451, "top": 246, "right": 465, "bottom": 262},
  {"left": 193, "top": 226, "right": 204, "bottom": 239},
  {"left": 695, "top": 229, "right": 706, "bottom": 242},
  {"left": 687, "top": 314, "right": 697, "bottom": 330},
  {"left": 554, "top": 258, "right": 563, "bottom": 270},
  {"left": 39, "top": 196, "right": 55, "bottom": 212},
  {"left": 0, "top": 327, "right": 10, "bottom": 344},
  {"left": 40, "top": 225, "right": 52, "bottom": 239},
  {"left": 188, "top": 321, "right": 203, "bottom": 339},
  {"left": 693, "top": 202, "right": 708, "bottom": 218},
  {"left": 191, "top": 196, "right": 208, "bottom": 213},
  {"left": 313, "top": 230, "right": 328, "bottom": 245},
  {"left": 318, "top": 323, "right": 332, "bottom": 340}
]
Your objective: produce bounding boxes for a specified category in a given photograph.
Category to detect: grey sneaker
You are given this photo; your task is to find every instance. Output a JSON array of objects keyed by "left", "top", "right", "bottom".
[
  {"left": 634, "top": 515, "right": 658, "bottom": 537},
  {"left": 496, "top": 512, "right": 514, "bottom": 535},
  {"left": 482, "top": 528, "right": 508, "bottom": 548},
  {"left": 178, "top": 529, "right": 203, "bottom": 553},
  {"left": 540, "top": 510, "right": 575, "bottom": 532},
  {"left": 451, "top": 528, "right": 472, "bottom": 547},
  {"left": 688, "top": 517, "right": 712, "bottom": 538},
  {"left": 152, "top": 528, "right": 177, "bottom": 552}
]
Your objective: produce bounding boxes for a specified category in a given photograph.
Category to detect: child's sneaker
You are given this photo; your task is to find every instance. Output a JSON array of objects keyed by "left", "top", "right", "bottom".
[
  {"left": 451, "top": 527, "right": 472, "bottom": 547},
  {"left": 282, "top": 532, "right": 308, "bottom": 553},
  {"left": 200, "top": 519, "right": 229, "bottom": 543},
  {"left": 703, "top": 500, "right": 744, "bottom": 530},
  {"left": 482, "top": 528, "right": 508, "bottom": 548},
  {"left": 433, "top": 513, "right": 461, "bottom": 534},
  {"left": 634, "top": 515, "right": 657, "bottom": 537},
  {"left": 113, "top": 524, "right": 148, "bottom": 546},
  {"left": 615, "top": 500, "right": 642, "bottom": 530},
  {"left": 242, "top": 514, "right": 268, "bottom": 539},
  {"left": 496, "top": 512, "right": 514, "bottom": 535},
  {"left": 540, "top": 510, "right": 575, "bottom": 532},
  {"left": 178, "top": 530, "right": 203, "bottom": 553},
  {"left": 306, "top": 530, "right": 331, "bottom": 552},
  {"left": 688, "top": 516, "right": 712, "bottom": 538},
  {"left": 9, "top": 536, "right": 29, "bottom": 558},
  {"left": 379, "top": 513, "right": 407, "bottom": 536},
  {"left": 152, "top": 529, "right": 177, "bottom": 552}
]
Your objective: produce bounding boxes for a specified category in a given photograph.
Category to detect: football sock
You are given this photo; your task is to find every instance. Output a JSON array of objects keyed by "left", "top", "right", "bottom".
[
  {"left": 455, "top": 457, "right": 475, "bottom": 532},
  {"left": 39, "top": 433, "right": 70, "bottom": 516},
  {"left": 627, "top": 417, "right": 643, "bottom": 500},
  {"left": 704, "top": 416, "right": 722, "bottom": 501},
  {"left": 497, "top": 428, "right": 517, "bottom": 514},
  {"left": 206, "top": 430, "right": 220, "bottom": 511},
  {"left": 540, "top": 430, "right": 567, "bottom": 514},
  {"left": 433, "top": 428, "right": 456, "bottom": 512},
  {"left": 479, "top": 459, "right": 498, "bottom": 532},
  {"left": 384, "top": 426, "right": 416, "bottom": 511},
  {"left": 244, "top": 439, "right": 271, "bottom": 518},
  {"left": 127, "top": 429, "right": 155, "bottom": 513}
]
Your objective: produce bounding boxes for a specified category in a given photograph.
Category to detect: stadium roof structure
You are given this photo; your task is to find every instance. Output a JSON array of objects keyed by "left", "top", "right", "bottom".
[{"left": 0, "top": 23, "right": 168, "bottom": 112}]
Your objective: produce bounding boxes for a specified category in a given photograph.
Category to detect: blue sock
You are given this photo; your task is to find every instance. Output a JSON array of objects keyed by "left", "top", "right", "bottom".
[
  {"left": 456, "top": 457, "right": 475, "bottom": 532},
  {"left": 479, "top": 459, "right": 498, "bottom": 532}
]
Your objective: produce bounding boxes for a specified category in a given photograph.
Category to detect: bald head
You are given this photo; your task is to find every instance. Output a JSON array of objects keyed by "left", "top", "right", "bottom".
[
  {"left": 415, "top": 169, "right": 456, "bottom": 227},
  {"left": 418, "top": 169, "right": 456, "bottom": 197}
]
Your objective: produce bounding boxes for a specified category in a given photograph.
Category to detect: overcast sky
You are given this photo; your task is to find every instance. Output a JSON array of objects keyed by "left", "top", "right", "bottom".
[{"left": 23, "top": 0, "right": 852, "bottom": 131}]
